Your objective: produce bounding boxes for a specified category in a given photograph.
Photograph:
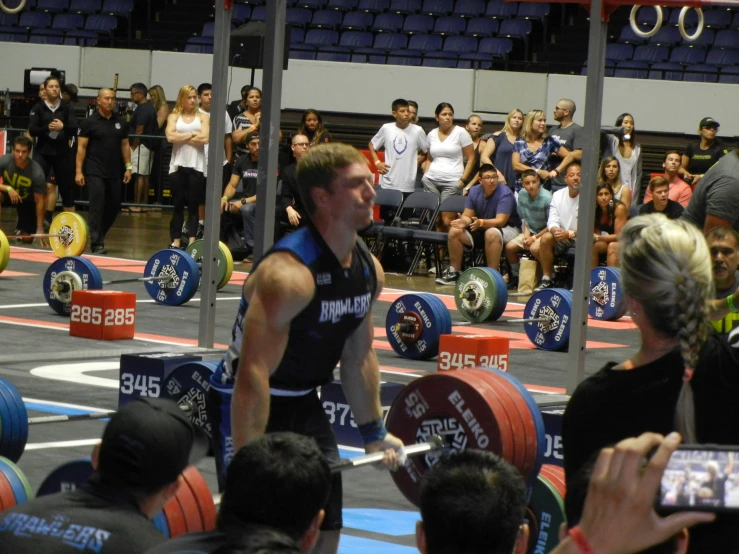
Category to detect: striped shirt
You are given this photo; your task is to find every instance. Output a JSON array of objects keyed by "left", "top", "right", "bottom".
[
  {"left": 512, "top": 136, "right": 562, "bottom": 190},
  {"left": 517, "top": 187, "right": 552, "bottom": 234}
]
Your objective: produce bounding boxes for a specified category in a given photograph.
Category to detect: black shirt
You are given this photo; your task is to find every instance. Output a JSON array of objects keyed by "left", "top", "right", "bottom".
[
  {"left": 129, "top": 102, "right": 158, "bottom": 149},
  {"left": 280, "top": 162, "right": 304, "bottom": 213},
  {"left": 639, "top": 199, "right": 684, "bottom": 219},
  {"left": 0, "top": 483, "right": 165, "bottom": 554},
  {"left": 28, "top": 99, "right": 78, "bottom": 156},
  {"left": 144, "top": 524, "right": 299, "bottom": 554},
  {"left": 684, "top": 141, "right": 729, "bottom": 176},
  {"left": 78, "top": 111, "right": 129, "bottom": 179},
  {"left": 231, "top": 154, "right": 259, "bottom": 198}
]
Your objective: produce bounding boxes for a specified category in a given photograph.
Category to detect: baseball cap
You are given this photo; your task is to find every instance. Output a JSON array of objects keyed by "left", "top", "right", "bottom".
[
  {"left": 97, "top": 397, "right": 208, "bottom": 492},
  {"left": 245, "top": 131, "right": 260, "bottom": 144},
  {"left": 700, "top": 117, "right": 720, "bottom": 128}
]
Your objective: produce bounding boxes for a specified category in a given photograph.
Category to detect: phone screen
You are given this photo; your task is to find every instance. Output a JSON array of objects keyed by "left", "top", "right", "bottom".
[{"left": 660, "top": 448, "right": 738, "bottom": 510}]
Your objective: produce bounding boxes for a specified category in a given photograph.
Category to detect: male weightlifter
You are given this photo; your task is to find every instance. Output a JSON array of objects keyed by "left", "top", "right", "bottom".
[{"left": 209, "top": 143, "right": 404, "bottom": 554}]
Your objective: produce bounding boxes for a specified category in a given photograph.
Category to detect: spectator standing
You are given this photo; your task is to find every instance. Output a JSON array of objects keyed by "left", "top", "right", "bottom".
[
  {"left": 643, "top": 151, "right": 693, "bottom": 207},
  {"left": 128, "top": 83, "right": 158, "bottom": 212},
  {"left": 481, "top": 108, "right": 524, "bottom": 190},
  {"left": 680, "top": 117, "right": 729, "bottom": 188},
  {"left": 408, "top": 100, "right": 419, "bottom": 125},
  {"left": 461, "top": 114, "right": 484, "bottom": 194},
  {"left": 298, "top": 109, "right": 331, "bottom": 147},
  {"left": 601, "top": 113, "right": 643, "bottom": 202},
  {"left": 148, "top": 85, "right": 169, "bottom": 203},
  {"left": 598, "top": 156, "right": 632, "bottom": 210},
  {"left": 548, "top": 98, "right": 584, "bottom": 193},
  {"left": 639, "top": 177, "right": 684, "bottom": 220},
  {"left": 232, "top": 87, "right": 262, "bottom": 158},
  {"left": 75, "top": 88, "right": 132, "bottom": 255}
]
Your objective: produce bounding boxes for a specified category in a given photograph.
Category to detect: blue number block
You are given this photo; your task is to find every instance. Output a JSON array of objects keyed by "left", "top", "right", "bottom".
[
  {"left": 118, "top": 352, "right": 202, "bottom": 407},
  {"left": 539, "top": 402, "right": 567, "bottom": 468}
]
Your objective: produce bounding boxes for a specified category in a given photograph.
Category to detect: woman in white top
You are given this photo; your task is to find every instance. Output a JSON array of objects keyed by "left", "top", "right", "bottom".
[
  {"left": 598, "top": 156, "right": 632, "bottom": 210},
  {"left": 422, "top": 102, "right": 475, "bottom": 230},
  {"left": 601, "top": 113, "right": 642, "bottom": 203},
  {"left": 166, "top": 85, "right": 209, "bottom": 248}
]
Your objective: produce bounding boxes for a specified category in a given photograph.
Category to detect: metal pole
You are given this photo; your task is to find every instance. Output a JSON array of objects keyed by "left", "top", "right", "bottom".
[
  {"left": 253, "top": 0, "right": 286, "bottom": 261},
  {"left": 566, "top": 0, "right": 608, "bottom": 394},
  {"left": 198, "top": 0, "right": 232, "bottom": 348}
]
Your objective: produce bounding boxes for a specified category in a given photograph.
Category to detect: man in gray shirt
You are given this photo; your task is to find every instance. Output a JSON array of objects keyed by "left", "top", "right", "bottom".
[
  {"left": 0, "top": 136, "right": 47, "bottom": 241},
  {"left": 683, "top": 146, "right": 739, "bottom": 236},
  {"left": 548, "top": 99, "right": 583, "bottom": 193}
]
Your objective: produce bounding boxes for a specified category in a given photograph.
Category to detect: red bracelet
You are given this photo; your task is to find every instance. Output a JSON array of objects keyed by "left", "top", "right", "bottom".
[{"left": 568, "top": 526, "right": 595, "bottom": 554}]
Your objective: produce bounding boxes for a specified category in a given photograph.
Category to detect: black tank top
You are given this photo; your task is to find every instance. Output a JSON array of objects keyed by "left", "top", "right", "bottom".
[{"left": 220, "top": 223, "right": 378, "bottom": 391}]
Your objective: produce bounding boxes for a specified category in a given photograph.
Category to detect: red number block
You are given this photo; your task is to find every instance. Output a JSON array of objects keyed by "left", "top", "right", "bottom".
[
  {"left": 70, "top": 290, "right": 136, "bottom": 340},
  {"left": 437, "top": 335, "right": 510, "bottom": 372}
]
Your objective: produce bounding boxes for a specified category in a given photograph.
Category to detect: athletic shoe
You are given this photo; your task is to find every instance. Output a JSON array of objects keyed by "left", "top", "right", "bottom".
[
  {"left": 534, "top": 277, "right": 554, "bottom": 291},
  {"left": 507, "top": 276, "right": 519, "bottom": 290},
  {"left": 427, "top": 266, "right": 436, "bottom": 275},
  {"left": 435, "top": 268, "right": 460, "bottom": 286},
  {"left": 169, "top": 243, "right": 182, "bottom": 250}
]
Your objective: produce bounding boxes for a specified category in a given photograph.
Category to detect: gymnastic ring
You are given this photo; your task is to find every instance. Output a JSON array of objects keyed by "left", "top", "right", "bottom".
[
  {"left": 0, "top": 0, "right": 26, "bottom": 14},
  {"left": 629, "top": 5, "right": 663, "bottom": 38},
  {"left": 678, "top": 6, "right": 704, "bottom": 42}
]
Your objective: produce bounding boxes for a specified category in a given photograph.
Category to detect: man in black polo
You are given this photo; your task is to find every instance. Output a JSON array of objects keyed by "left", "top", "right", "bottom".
[
  {"left": 221, "top": 132, "right": 260, "bottom": 257},
  {"left": 129, "top": 82, "right": 158, "bottom": 211},
  {"left": 0, "top": 136, "right": 47, "bottom": 243},
  {"left": 76, "top": 88, "right": 132, "bottom": 254}
]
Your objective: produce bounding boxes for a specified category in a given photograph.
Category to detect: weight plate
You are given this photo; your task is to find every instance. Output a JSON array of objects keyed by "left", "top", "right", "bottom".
[
  {"left": 181, "top": 466, "right": 217, "bottom": 531},
  {"left": 539, "top": 464, "right": 566, "bottom": 498},
  {"left": 48, "top": 212, "right": 88, "bottom": 257},
  {"left": 143, "top": 249, "right": 200, "bottom": 306},
  {"left": 0, "top": 468, "right": 15, "bottom": 510},
  {"left": 0, "top": 381, "right": 16, "bottom": 463},
  {"left": 386, "top": 370, "right": 512, "bottom": 506},
  {"left": 0, "top": 456, "right": 29, "bottom": 505},
  {"left": 589, "top": 267, "right": 627, "bottom": 321},
  {"left": 420, "top": 293, "right": 452, "bottom": 336},
  {"left": 162, "top": 492, "right": 188, "bottom": 538},
  {"left": 493, "top": 370, "right": 546, "bottom": 486},
  {"left": 385, "top": 294, "right": 446, "bottom": 360},
  {"left": 455, "top": 267, "right": 508, "bottom": 323},
  {"left": 163, "top": 361, "right": 219, "bottom": 442},
  {"left": 528, "top": 473, "right": 566, "bottom": 553},
  {"left": 0, "top": 377, "right": 29, "bottom": 463},
  {"left": 523, "top": 289, "right": 572, "bottom": 351},
  {"left": 525, "top": 506, "right": 540, "bottom": 554},
  {"left": 219, "top": 241, "right": 234, "bottom": 288},
  {"left": 43, "top": 256, "right": 103, "bottom": 316},
  {"left": 173, "top": 469, "right": 203, "bottom": 533},
  {"left": 152, "top": 511, "right": 171, "bottom": 538},
  {"left": 185, "top": 240, "right": 228, "bottom": 291},
  {"left": 37, "top": 459, "right": 94, "bottom": 497},
  {"left": 0, "top": 230, "right": 10, "bottom": 274}
]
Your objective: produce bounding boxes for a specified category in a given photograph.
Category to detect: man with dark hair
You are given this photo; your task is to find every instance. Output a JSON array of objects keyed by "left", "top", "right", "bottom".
[
  {"left": 548, "top": 98, "right": 583, "bottom": 193},
  {"left": 417, "top": 450, "right": 529, "bottom": 554},
  {"left": 639, "top": 177, "right": 684, "bottom": 219},
  {"left": 0, "top": 136, "right": 46, "bottom": 242},
  {"left": 129, "top": 82, "right": 158, "bottom": 211},
  {"left": 437, "top": 163, "right": 521, "bottom": 285},
  {"left": 145, "top": 432, "right": 330, "bottom": 554},
  {"left": 643, "top": 151, "right": 692, "bottom": 207},
  {"left": 706, "top": 226, "right": 739, "bottom": 334},
  {"left": 0, "top": 398, "right": 205, "bottom": 553},
  {"left": 408, "top": 100, "right": 419, "bottom": 125},
  {"left": 210, "top": 142, "right": 404, "bottom": 554}
]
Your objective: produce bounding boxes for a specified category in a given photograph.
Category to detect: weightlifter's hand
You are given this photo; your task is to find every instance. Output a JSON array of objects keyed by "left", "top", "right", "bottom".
[{"left": 365, "top": 432, "right": 405, "bottom": 472}]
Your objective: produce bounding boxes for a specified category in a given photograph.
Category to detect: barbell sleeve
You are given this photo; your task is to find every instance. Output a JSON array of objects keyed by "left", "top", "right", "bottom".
[
  {"left": 102, "top": 275, "right": 175, "bottom": 286},
  {"left": 330, "top": 435, "right": 444, "bottom": 473},
  {"left": 4, "top": 233, "right": 67, "bottom": 239},
  {"left": 27, "top": 402, "right": 192, "bottom": 426}
]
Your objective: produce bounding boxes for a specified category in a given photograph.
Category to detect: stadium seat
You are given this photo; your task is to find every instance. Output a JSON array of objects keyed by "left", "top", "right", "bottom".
[
  {"left": 634, "top": 6, "right": 669, "bottom": 28},
  {"left": 718, "top": 65, "right": 739, "bottom": 83},
  {"left": 312, "top": 9, "right": 343, "bottom": 28},
  {"left": 232, "top": 4, "right": 252, "bottom": 24},
  {"left": 316, "top": 45, "right": 352, "bottom": 61},
  {"left": 703, "top": 8, "right": 732, "bottom": 29},
  {"left": 614, "top": 60, "right": 649, "bottom": 78},
  {"left": 683, "top": 28, "right": 715, "bottom": 49},
  {"left": 85, "top": 14, "right": 118, "bottom": 33},
  {"left": 479, "top": 36, "right": 513, "bottom": 58},
  {"left": 0, "top": 12, "right": 18, "bottom": 26},
  {"left": 715, "top": 29, "right": 739, "bottom": 49},
  {"left": 458, "top": 52, "right": 495, "bottom": 68},
  {"left": 357, "top": 0, "right": 389, "bottom": 12},
  {"left": 287, "top": 8, "right": 313, "bottom": 26},
  {"left": 296, "top": 0, "right": 328, "bottom": 8},
  {"left": 648, "top": 26, "right": 681, "bottom": 46},
  {"left": 682, "top": 63, "right": 718, "bottom": 82},
  {"left": 517, "top": 2, "right": 550, "bottom": 22},
  {"left": 290, "top": 26, "right": 305, "bottom": 42},
  {"left": 341, "top": 10, "right": 373, "bottom": 30},
  {"left": 388, "top": 0, "right": 421, "bottom": 14},
  {"left": 64, "top": 29, "right": 98, "bottom": 45},
  {"left": 251, "top": 5, "right": 267, "bottom": 21},
  {"left": 101, "top": 0, "right": 133, "bottom": 16},
  {"left": 372, "top": 12, "right": 404, "bottom": 32},
  {"left": 327, "top": 0, "right": 359, "bottom": 10},
  {"left": 669, "top": 46, "right": 706, "bottom": 65},
  {"left": 498, "top": 18, "right": 531, "bottom": 41},
  {"left": 373, "top": 31, "right": 408, "bottom": 49},
  {"left": 581, "top": 60, "right": 615, "bottom": 77},
  {"left": 732, "top": 12, "right": 739, "bottom": 30},
  {"left": 632, "top": 45, "right": 669, "bottom": 63},
  {"left": 422, "top": 50, "right": 458, "bottom": 67},
  {"left": 29, "top": 28, "right": 64, "bottom": 44},
  {"left": 453, "top": 0, "right": 485, "bottom": 18},
  {"left": 304, "top": 28, "right": 340, "bottom": 45},
  {"left": 339, "top": 29, "right": 373, "bottom": 47},
  {"left": 403, "top": 14, "right": 434, "bottom": 34},
  {"left": 648, "top": 62, "right": 683, "bottom": 80},
  {"left": 36, "top": 0, "right": 69, "bottom": 13},
  {"left": 69, "top": 0, "right": 102, "bottom": 15},
  {"left": 433, "top": 15, "right": 466, "bottom": 35},
  {"left": 605, "top": 43, "right": 633, "bottom": 62},
  {"left": 185, "top": 36, "right": 213, "bottom": 53},
  {"left": 485, "top": 0, "right": 518, "bottom": 19},
  {"left": 289, "top": 47, "right": 317, "bottom": 60},
  {"left": 444, "top": 34, "right": 477, "bottom": 53},
  {"left": 387, "top": 48, "right": 423, "bottom": 65},
  {"left": 408, "top": 33, "right": 443, "bottom": 51},
  {"left": 202, "top": 21, "right": 236, "bottom": 36},
  {"left": 420, "top": 0, "right": 453, "bottom": 16},
  {"left": 19, "top": 11, "right": 52, "bottom": 28},
  {"left": 706, "top": 47, "right": 739, "bottom": 67},
  {"left": 0, "top": 27, "right": 28, "bottom": 42},
  {"left": 350, "top": 46, "right": 388, "bottom": 62},
  {"left": 465, "top": 17, "right": 499, "bottom": 37},
  {"left": 616, "top": 24, "right": 648, "bottom": 45}
]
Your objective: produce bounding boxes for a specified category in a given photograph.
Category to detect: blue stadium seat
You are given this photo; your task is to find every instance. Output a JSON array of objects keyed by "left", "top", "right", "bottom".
[
  {"left": 19, "top": 11, "right": 52, "bottom": 28},
  {"left": 667, "top": 8, "right": 699, "bottom": 27},
  {"left": 634, "top": 6, "right": 668, "bottom": 28},
  {"left": 444, "top": 34, "right": 477, "bottom": 53},
  {"left": 732, "top": 12, "right": 739, "bottom": 29},
  {"left": 683, "top": 28, "right": 715, "bottom": 49},
  {"left": 616, "top": 24, "right": 647, "bottom": 45},
  {"left": 453, "top": 0, "right": 485, "bottom": 18},
  {"left": 433, "top": 15, "right": 465, "bottom": 35},
  {"left": 357, "top": 0, "right": 389, "bottom": 12},
  {"left": 36, "top": 0, "right": 69, "bottom": 13},
  {"left": 102, "top": 0, "right": 133, "bottom": 16},
  {"left": 84, "top": 14, "right": 118, "bottom": 33},
  {"left": 422, "top": 50, "right": 457, "bottom": 67},
  {"left": 389, "top": 0, "right": 421, "bottom": 14},
  {"left": 0, "top": 13, "right": 18, "bottom": 26},
  {"left": 498, "top": 18, "right": 531, "bottom": 40},
  {"left": 517, "top": 2, "right": 550, "bottom": 22},
  {"left": 485, "top": 0, "right": 518, "bottom": 19},
  {"left": 718, "top": 65, "right": 739, "bottom": 83},
  {"left": 632, "top": 45, "right": 669, "bottom": 63},
  {"left": 479, "top": 36, "right": 513, "bottom": 58},
  {"left": 339, "top": 30, "right": 373, "bottom": 47},
  {"left": 715, "top": 29, "right": 739, "bottom": 49},
  {"left": 185, "top": 36, "right": 213, "bottom": 53},
  {"left": 70, "top": 0, "right": 102, "bottom": 14},
  {"left": 327, "top": 0, "right": 359, "bottom": 10},
  {"left": 287, "top": 8, "right": 313, "bottom": 26},
  {"left": 387, "top": 48, "right": 422, "bottom": 65},
  {"left": 304, "top": 28, "right": 340, "bottom": 45},
  {"left": 296, "top": 0, "right": 328, "bottom": 8},
  {"left": 669, "top": 46, "right": 706, "bottom": 65},
  {"left": 408, "top": 33, "right": 442, "bottom": 50},
  {"left": 682, "top": 63, "right": 718, "bottom": 82},
  {"left": 290, "top": 46, "right": 317, "bottom": 60},
  {"left": 29, "top": 28, "right": 64, "bottom": 44},
  {"left": 648, "top": 62, "right": 683, "bottom": 80},
  {"left": 614, "top": 60, "right": 649, "bottom": 78},
  {"left": 403, "top": 14, "right": 434, "bottom": 34},
  {"left": 232, "top": 4, "right": 252, "bottom": 24},
  {"left": 605, "top": 43, "right": 633, "bottom": 62},
  {"left": 581, "top": 60, "right": 615, "bottom": 77},
  {"left": 64, "top": 29, "right": 98, "bottom": 45},
  {"left": 465, "top": 17, "right": 498, "bottom": 37},
  {"left": 706, "top": 47, "right": 739, "bottom": 67},
  {"left": 0, "top": 27, "right": 28, "bottom": 42},
  {"left": 458, "top": 52, "right": 495, "bottom": 68},
  {"left": 251, "top": 5, "right": 267, "bottom": 21},
  {"left": 420, "top": 0, "right": 453, "bottom": 16},
  {"left": 316, "top": 45, "right": 352, "bottom": 60},
  {"left": 312, "top": 9, "right": 343, "bottom": 28},
  {"left": 291, "top": 26, "right": 305, "bottom": 42},
  {"left": 373, "top": 31, "right": 408, "bottom": 48},
  {"left": 350, "top": 46, "right": 387, "bottom": 62},
  {"left": 341, "top": 10, "right": 373, "bottom": 30},
  {"left": 703, "top": 8, "right": 732, "bottom": 29},
  {"left": 372, "top": 12, "right": 404, "bottom": 32},
  {"left": 648, "top": 26, "right": 681, "bottom": 46}
]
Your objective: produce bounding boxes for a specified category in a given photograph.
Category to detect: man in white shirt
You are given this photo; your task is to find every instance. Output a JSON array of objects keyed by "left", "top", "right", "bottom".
[
  {"left": 530, "top": 162, "right": 581, "bottom": 290},
  {"left": 368, "top": 99, "right": 428, "bottom": 196}
]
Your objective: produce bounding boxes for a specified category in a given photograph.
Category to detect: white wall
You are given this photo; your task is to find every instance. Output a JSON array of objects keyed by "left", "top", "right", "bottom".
[{"left": 0, "top": 43, "right": 735, "bottom": 136}]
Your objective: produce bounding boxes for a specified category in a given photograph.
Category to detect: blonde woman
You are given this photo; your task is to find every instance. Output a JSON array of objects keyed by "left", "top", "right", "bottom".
[
  {"left": 165, "top": 85, "right": 209, "bottom": 248},
  {"left": 598, "top": 156, "right": 632, "bottom": 210},
  {"left": 480, "top": 108, "right": 523, "bottom": 190},
  {"left": 148, "top": 85, "right": 169, "bottom": 131},
  {"left": 512, "top": 109, "right": 573, "bottom": 192}
]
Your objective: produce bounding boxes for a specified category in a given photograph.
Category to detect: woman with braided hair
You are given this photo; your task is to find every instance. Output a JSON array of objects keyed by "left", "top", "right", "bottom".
[{"left": 562, "top": 214, "right": 739, "bottom": 552}]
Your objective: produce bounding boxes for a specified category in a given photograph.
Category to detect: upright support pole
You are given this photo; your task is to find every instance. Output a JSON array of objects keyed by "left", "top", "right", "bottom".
[
  {"left": 565, "top": 0, "right": 608, "bottom": 394},
  {"left": 198, "top": 1, "right": 232, "bottom": 348},
  {"left": 253, "top": 0, "right": 286, "bottom": 261}
]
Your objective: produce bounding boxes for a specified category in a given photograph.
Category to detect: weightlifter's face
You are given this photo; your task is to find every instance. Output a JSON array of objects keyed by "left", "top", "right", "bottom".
[
  {"left": 328, "top": 162, "right": 376, "bottom": 229},
  {"left": 13, "top": 144, "right": 30, "bottom": 167}
]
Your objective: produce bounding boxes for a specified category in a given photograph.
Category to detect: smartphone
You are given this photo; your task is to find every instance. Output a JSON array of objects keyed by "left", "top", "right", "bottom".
[{"left": 658, "top": 445, "right": 739, "bottom": 512}]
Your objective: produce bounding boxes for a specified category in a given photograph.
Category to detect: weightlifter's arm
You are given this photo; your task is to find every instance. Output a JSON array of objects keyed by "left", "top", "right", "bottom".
[{"left": 231, "top": 254, "right": 314, "bottom": 451}]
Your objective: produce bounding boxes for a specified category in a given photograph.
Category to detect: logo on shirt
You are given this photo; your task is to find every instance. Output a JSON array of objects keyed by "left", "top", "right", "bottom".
[
  {"left": 316, "top": 272, "right": 332, "bottom": 286},
  {"left": 319, "top": 293, "right": 372, "bottom": 324},
  {"left": 0, "top": 512, "right": 112, "bottom": 552},
  {"left": 393, "top": 135, "right": 408, "bottom": 156},
  {"left": 115, "top": 122, "right": 121, "bottom": 129},
  {"left": 242, "top": 169, "right": 258, "bottom": 179}
]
